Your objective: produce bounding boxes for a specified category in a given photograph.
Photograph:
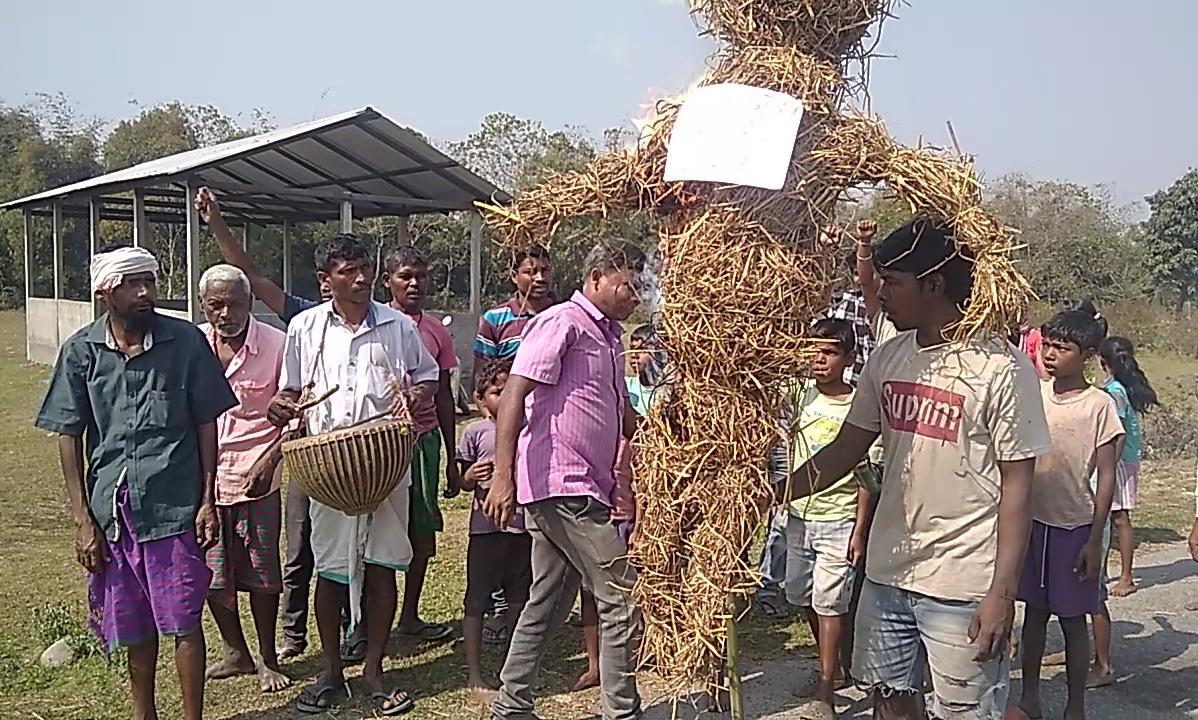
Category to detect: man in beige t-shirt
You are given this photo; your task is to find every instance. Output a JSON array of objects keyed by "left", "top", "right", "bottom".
[{"left": 777, "top": 218, "right": 1050, "bottom": 720}]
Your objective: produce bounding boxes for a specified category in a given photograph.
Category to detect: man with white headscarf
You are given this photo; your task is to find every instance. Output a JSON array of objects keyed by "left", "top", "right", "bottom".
[
  {"left": 197, "top": 263, "right": 292, "bottom": 693},
  {"left": 36, "top": 245, "right": 238, "bottom": 720}
]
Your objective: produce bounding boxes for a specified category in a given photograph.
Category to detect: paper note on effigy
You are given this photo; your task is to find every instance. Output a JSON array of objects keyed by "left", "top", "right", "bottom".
[{"left": 663, "top": 83, "right": 804, "bottom": 191}]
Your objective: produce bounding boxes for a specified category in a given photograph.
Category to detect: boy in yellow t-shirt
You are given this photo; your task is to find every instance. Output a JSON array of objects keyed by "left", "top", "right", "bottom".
[{"left": 785, "top": 319, "right": 876, "bottom": 714}]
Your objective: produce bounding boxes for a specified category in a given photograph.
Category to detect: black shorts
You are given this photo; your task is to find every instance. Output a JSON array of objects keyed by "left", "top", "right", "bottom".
[{"left": 464, "top": 532, "right": 532, "bottom": 617}]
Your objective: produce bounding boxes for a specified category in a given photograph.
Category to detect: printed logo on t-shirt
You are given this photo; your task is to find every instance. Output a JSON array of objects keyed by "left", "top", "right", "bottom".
[{"left": 881, "top": 381, "right": 965, "bottom": 443}]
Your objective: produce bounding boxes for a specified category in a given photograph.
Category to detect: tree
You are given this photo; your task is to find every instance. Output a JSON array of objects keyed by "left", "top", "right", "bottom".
[
  {"left": 985, "top": 174, "right": 1146, "bottom": 305},
  {"left": 1144, "top": 169, "right": 1198, "bottom": 310},
  {"left": 0, "top": 98, "right": 102, "bottom": 306}
]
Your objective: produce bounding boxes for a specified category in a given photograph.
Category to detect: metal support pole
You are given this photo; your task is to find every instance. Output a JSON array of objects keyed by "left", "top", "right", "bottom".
[
  {"left": 22, "top": 209, "right": 32, "bottom": 302},
  {"left": 396, "top": 215, "right": 411, "bottom": 246},
  {"left": 185, "top": 183, "right": 201, "bottom": 323},
  {"left": 339, "top": 200, "right": 353, "bottom": 233},
  {"left": 282, "top": 220, "right": 293, "bottom": 294},
  {"left": 132, "top": 189, "right": 149, "bottom": 248},
  {"left": 469, "top": 211, "right": 483, "bottom": 315},
  {"left": 52, "top": 201, "right": 63, "bottom": 300},
  {"left": 89, "top": 198, "right": 102, "bottom": 319},
  {"left": 23, "top": 209, "right": 32, "bottom": 360},
  {"left": 241, "top": 224, "right": 249, "bottom": 251}
]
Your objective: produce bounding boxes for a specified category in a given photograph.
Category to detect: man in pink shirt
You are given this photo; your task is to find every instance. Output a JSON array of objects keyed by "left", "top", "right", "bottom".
[
  {"left": 485, "top": 239, "right": 647, "bottom": 720},
  {"left": 197, "top": 264, "right": 291, "bottom": 693},
  {"left": 383, "top": 246, "right": 460, "bottom": 644}
]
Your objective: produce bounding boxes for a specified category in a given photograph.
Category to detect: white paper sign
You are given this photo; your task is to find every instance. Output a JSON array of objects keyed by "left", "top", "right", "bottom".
[{"left": 663, "top": 83, "right": 805, "bottom": 191}]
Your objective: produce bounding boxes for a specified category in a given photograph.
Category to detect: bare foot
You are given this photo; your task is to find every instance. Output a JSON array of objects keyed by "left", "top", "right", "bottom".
[
  {"left": 258, "top": 662, "right": 292, "bottom": 693},
  {"left": 206, "top": 651, "right": 256, "bottom": 681},
  {"left": 572, "top": 669, "right": 599, "bottom": 692},
  {"left": 1109, "top": 579, "right": 1137, "bottom": 597},
  {"left": 469, "top": 683, "right": 499, "bottom": 705}
]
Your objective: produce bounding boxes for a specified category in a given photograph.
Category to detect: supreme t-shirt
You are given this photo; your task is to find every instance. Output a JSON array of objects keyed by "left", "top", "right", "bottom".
[{"left": 846, "top": 331, "right": 1051, "bottom": 602}]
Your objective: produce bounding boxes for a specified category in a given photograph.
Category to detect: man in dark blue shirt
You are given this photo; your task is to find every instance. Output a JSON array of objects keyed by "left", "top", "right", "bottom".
[{"left": 37, "top": 246, "right": 237, "bottom": 720}]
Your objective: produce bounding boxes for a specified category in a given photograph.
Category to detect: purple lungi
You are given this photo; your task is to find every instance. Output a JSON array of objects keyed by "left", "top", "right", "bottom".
[{"left": 88, "top": 484, "right": 212, "bottom": 651}]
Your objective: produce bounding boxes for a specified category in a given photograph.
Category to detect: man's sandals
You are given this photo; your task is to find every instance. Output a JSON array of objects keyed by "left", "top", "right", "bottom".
[
  {"left": 295, "top": 680, "right": 414, "bottom": 716},
  {"left": 371, "top": 688, "right": 416, "bottom": 716},
  {"left": 296, "top": 681, "right": 348, "bottom": 714}
]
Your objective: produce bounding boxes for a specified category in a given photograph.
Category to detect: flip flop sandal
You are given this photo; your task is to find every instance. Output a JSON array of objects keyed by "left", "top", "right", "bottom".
[
  {"left": 400, "top": 623, "right": 454, "bottom": 643},
  {"left": 339, "top": 638, "right": 367, "bottom": 663},
  {"left": 757, "top": 596, "right": 790, "bottom": 620},
  {"left": 483, "top": 624, "right": 510, "bottom": 646},
  {"left": 372, "top": 688, "right": 416, "bottom": 716},
  {"left": 296, "top": 681, "right": 347, "bottom": 714},
  {"left": 1087, "top": 671, "right": 1114, "bottom": 689}
]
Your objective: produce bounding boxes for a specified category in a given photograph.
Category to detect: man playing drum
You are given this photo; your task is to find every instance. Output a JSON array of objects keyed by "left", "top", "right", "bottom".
[{"left": 268, "top": 234, "right": 439, "bottom": 716}]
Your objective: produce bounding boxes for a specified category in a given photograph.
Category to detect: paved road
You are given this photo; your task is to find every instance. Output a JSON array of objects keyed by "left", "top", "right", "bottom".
[{"left": 634, "top": 543, "right": 1198, "bottom": 719}]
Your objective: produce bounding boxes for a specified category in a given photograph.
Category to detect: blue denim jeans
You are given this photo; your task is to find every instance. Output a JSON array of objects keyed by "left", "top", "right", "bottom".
[
  {"left": 853, "top": 579, "right": 1010, "bottom": 720},
  {"left": 756, "top": 445, "right": 791, "bottom": 603}
]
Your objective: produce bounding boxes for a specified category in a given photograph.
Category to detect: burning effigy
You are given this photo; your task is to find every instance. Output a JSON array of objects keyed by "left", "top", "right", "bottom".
[{"left": 479, "top": 0, "right": 1030, "bottom": 698}]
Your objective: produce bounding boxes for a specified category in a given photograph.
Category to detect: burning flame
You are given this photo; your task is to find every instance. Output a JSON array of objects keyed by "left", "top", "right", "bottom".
[{"left": 631, "top": 70, "right": 711, "bottom": 147}]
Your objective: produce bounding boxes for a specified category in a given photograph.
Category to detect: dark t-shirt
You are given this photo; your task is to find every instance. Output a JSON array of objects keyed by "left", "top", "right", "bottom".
[
  {"left": 457, "top": 418, "right": 525, "bottom": 535},
  {"left": 281, "top": 294, "right": 319, "bottom": 325}
]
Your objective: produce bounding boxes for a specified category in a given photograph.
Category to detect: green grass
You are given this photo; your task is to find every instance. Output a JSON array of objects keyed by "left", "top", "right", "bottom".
[{"left": 2, "top": 310, "right": 1195, "bottom": 719}]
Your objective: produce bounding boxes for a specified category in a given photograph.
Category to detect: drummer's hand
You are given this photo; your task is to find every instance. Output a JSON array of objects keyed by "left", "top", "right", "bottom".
[
  {"left": 483, "top": 468, "right": 516, "bottom": 530},
  {"left": 267, "top": 392, "right": 301, "bottom": 427}
]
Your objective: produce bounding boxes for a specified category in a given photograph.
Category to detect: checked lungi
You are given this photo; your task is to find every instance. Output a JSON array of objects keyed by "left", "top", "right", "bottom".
[{"left": 206, "top": 490, "right": 283, "bottom": 608}]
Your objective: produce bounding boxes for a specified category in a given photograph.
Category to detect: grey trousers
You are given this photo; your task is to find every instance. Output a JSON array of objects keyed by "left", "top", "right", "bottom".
[
  {"left": 492, "top": 496, "right": 642, "bottom": 720},
  {"left": 281, "top": 483, "right": 313, "bottom": 648}
]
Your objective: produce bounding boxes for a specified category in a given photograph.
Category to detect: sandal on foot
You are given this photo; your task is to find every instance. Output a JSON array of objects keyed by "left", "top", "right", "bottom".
[
  {"left": 277, "top": 640, "right": 306, "bottom": 661},
  {"left": 372, "top": 688, "right": 415, "bottom": 716},
  {"left": 1087, "top": 670, "right": 1114, "bottom": 689},
  {"left": 483, "top": 624, "right": 509, "bottom": 646},
  {"left": 296, "top": 681, "right": 346, "bottom": 714},
  {"left": 399, "top": 622, "right": 453, "bottom": 643},
  {"left": 757, "top": 596, "right": 790, "bottom": 620},
  {"left": 339, "top": 637, "right": 367, "bottom": 663}
]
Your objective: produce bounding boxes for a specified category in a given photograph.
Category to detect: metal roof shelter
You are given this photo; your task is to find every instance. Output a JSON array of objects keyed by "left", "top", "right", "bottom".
[{"left": 2, "top": 106, "right": 509, "bottom": 364}]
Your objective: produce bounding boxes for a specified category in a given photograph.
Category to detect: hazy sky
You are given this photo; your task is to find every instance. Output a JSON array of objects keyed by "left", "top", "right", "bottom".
[{"left": 4, "top": 0, "right": 1195, "bottom": 210}]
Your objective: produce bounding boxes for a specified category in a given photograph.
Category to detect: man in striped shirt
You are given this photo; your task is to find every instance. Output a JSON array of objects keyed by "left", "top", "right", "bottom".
[
  {"left": 472, "top": 244, "right": 556, "bottom": 642},
  {"left": 474, "top": 245, "right": 556, "bottom": 366}
]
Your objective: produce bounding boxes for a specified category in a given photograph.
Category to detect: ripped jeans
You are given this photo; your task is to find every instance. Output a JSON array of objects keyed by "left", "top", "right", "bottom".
[{"left": 853, "top": 579, "right": 1009, "bottom": 720}]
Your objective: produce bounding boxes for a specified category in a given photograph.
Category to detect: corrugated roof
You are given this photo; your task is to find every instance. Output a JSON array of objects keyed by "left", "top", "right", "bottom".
[{"left": 1, "top": 106, "right": 510, "bottom": 224}]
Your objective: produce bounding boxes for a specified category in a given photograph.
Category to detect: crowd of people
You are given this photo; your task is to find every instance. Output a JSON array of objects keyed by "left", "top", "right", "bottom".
[
  {"left": 764, "top": 219, "right": 1165, "bottom": 720},
  {"left": 32, "top": 189, "right": 1186, "bottom": 720}
]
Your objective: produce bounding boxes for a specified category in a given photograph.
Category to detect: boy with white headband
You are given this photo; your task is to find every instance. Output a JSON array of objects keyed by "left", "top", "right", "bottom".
[{"left": 36, "top": 245, "right": 238, "bottom": 720}]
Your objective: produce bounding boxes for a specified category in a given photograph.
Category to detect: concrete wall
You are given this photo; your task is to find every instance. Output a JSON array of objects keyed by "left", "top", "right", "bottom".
[
  {"left": 27, "top": 299, "right": 95, "bottom": 365},
  {"left": 27, "top": 298, "right": 61, "bottom": 365},
  {"left": 57, "top": 300, "right": 94, "bottom": 348}
]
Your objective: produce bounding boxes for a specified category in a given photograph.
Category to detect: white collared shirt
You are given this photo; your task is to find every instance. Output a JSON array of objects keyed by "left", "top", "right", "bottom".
[{"left": 280, "top": 301, "right": 439, "bottom": 455}]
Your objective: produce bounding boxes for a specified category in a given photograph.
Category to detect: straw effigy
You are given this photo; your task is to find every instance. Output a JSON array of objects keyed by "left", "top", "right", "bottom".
[{"left": 479, "top": 0, "right": 1031, "bottom": 698}]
